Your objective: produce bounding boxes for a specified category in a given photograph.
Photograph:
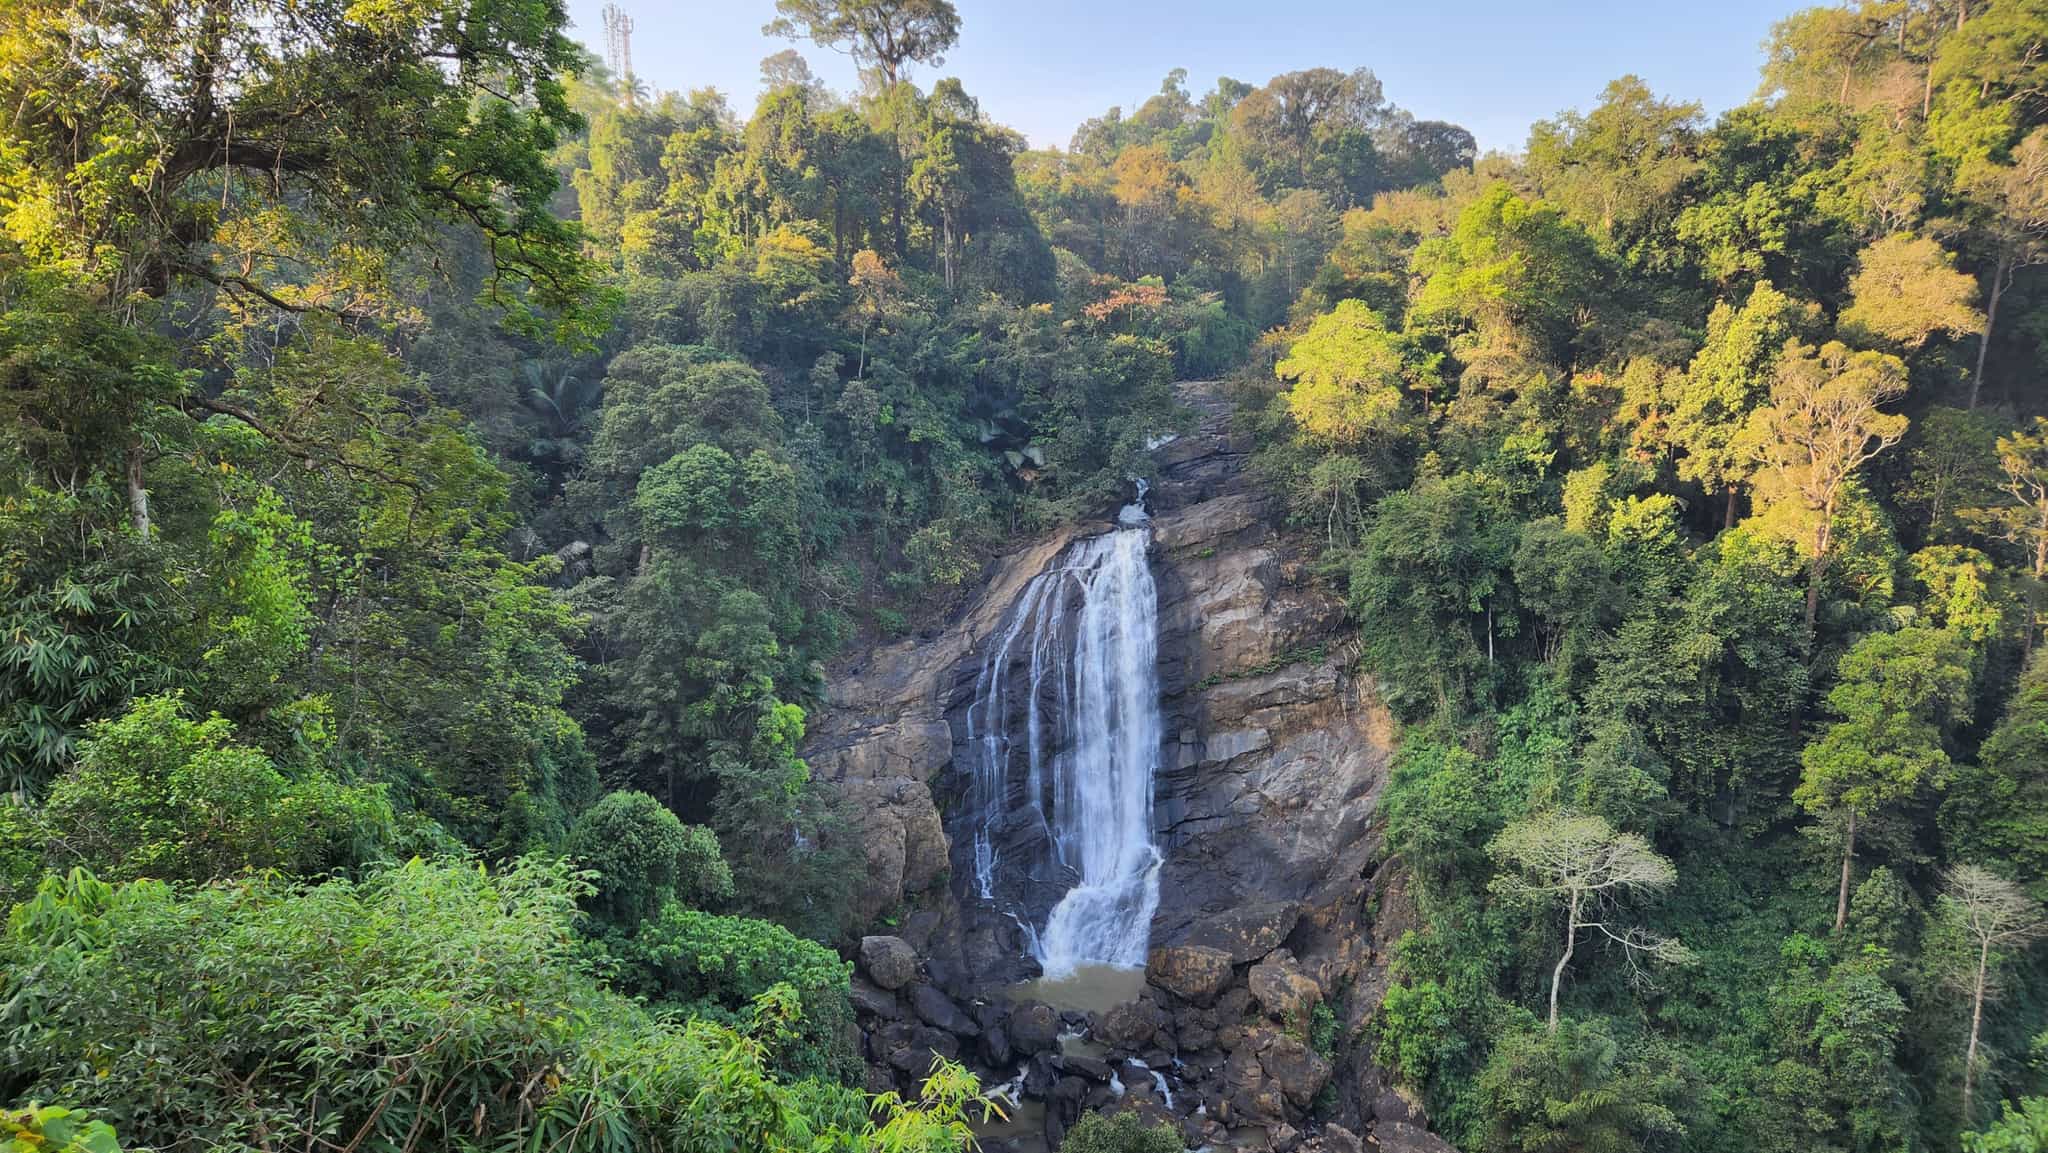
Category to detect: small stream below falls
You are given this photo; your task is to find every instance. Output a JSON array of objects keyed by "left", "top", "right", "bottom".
[{"left": 965, "top": 483, "right": 1165, "bottom": 978}]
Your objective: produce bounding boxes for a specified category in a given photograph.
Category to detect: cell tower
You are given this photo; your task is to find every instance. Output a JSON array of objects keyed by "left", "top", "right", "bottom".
[{"left": 602, "top": 3, "right": 635, "bottom": 105}]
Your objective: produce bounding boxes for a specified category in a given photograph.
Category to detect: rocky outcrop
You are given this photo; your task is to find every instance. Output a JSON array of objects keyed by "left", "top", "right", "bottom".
[{"left": 806, "top": 385, "right": 1421, "bottom": 1149}]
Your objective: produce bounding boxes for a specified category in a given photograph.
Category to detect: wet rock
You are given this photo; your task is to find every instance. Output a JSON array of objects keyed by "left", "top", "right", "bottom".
[
  {"left": 860, "top": 936, "right": 919, "bottom": 991},
  {"left": 1268, "top": 1122, "right": 1301, "bottom": 1152},
  {"left": 1179, "top": 1023, "right": 1216, "bottom": 1051},
  {"left": 1373, "top": 1121, "right": 1458, "bottom": 1153},
  {"left": 1082, "top": 1083, "right": 1117, "bottom": 1112},
  {"left": 1024, "top": 1051, "right": 1059, "bottom": 1099},
  {"left": 1147, "top": 944, "right": 1236, "bottom": 1005},
  {"left": 1009, "top": 1000, "right": 1061, "bottom": 1055},
  {"left": 1320, "top": 1123, "right": 1364, "bottom": 1153},
  {"left": 910, "top": 984, "right": 978, "bottom": 1037},
  {"left": 1179, "top": 901, "right": 1301, "bottom": 964},
  {"left": 1064, "top": 1053, "right": 1112, "bottom": 1082},
  {"left": 980, "top": 1025, "right": 1011, "bottom": 1068},
  {"left": 849, "top": 977, "right": 901, "bottom": 1020},
  {"left": 1248, "top": 952, "right": 1322, "bottom": 1021},
  {"left": 1095, "top": 999, "right": 1167, "bottom": 1051},
  {"left": 1051, "top": 1075, "right": 1088, "bottom": 1119}
]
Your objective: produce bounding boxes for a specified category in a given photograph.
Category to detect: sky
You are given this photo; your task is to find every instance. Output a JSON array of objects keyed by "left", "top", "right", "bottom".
[{"left": 562, "top": 0, "right": 1806, "bottom": 154}]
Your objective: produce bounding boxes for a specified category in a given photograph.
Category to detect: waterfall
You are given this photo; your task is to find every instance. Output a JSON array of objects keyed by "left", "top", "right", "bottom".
[{"left": 965, "top": 484, "right": 1163, "bottom": 978}]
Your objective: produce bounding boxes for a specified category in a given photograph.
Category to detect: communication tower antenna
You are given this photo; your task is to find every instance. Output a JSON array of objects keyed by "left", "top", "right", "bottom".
[{"left": 602, "top": 4, "right": 635, "bottom": 105}]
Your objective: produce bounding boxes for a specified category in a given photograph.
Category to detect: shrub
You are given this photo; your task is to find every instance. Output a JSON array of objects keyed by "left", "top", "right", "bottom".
[
  {"left": 0, "top": 859, "right": 971, "bottom": 1153},
  {"left": 614, "top": 903, "right": 858, "bottom": 1083},
  {"left": 41, "top": 694, "right": 392, "bottom": 883},
  {"left": 1061, "top": 1111, "right": 1184, "bottom": 1153},
  {"left": 567, "top": 789, "right": 733, "bottom": 926}
]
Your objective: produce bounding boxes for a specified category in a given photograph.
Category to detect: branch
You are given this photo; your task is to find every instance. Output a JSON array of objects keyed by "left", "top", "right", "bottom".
[{"left": 178, "top": 395, "right": 425, "bottom": 496}]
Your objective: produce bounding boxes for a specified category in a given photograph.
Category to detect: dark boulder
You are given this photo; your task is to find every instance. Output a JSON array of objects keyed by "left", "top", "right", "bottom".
[
  {"left": 848, "top": 977, "right": 901, "bottom": 1020},
  {"left": 860, "top": 935, "right": 919, "bottom": 991},
  {"left": 1009, "top": 999, "right": 1061, "bottom": 1055},
  {"left": 910, "top": 984, "right": 979, "bottom": 1037},
  {"left": 1094, "top": 999, "right": 1167, "bottom": 1051}
]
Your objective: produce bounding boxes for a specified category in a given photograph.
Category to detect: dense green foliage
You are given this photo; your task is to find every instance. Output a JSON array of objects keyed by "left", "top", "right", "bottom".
[
  {"left": 8, "top": 0, "right": 2048, "bottom": 1148},
  {"left": 1233, "top": 3, "right": 2048, "bottom": 1149}
]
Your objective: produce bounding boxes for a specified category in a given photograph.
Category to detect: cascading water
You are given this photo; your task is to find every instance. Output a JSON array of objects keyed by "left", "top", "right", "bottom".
[{"left": 963, "top": 483, "right": 1164, "bottom": 978}]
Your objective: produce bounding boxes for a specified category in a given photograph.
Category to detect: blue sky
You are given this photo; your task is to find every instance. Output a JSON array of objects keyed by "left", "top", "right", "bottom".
[{"left": 563, "top": 0, "right": 1806, "bottom": 154}]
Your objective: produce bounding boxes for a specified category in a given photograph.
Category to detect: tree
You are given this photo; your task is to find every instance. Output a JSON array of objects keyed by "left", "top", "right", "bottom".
[
  {"left": 765, "top": 0, "right": 961, "bottom": 88},
  {"left": 1967, "top": 1099, "right": 2048, "bottom": 1153},
  {"left": 1275, "top": 301, "right": 1411, "bottom": 447},
  {"left": 1936, "top": 865, "right": 2048, "bottom": 1122},
  {"left": 1487, "top": 812, "right": 1689, "bottom": 1031},
  {"left": 1524, "top": 75, "right": 1704, "bottom": 268},
  {"left": 1061, "top": 1111, "right": 1184, "bottom": 1153},
  {"left": 1839, "top": 233, "right": 1983, "bottom": 350},
  {"left": 1965, "top": 418, "right": 2048, "bottom": 653},
  {"left": 0, "top": 0, "right": 599, "bottom": 335},
  {"left": 1798, "top": 626, "right": 1973, "bottom": 931},
  {"left": 1961, "top": 128, "right": 2048, "bottom": 408},
  {"left": 1945, "top": 649, "right": 2048, "bottom": 880},
  {"left": 1670, "top": 282, "right": 1812, "bottom": 528},
  {"left": 568, "top": 791, "right": 733, "bottom": 927},
  {"left": 1740, "top": 340, "right": 1911, "bottom": 630}
]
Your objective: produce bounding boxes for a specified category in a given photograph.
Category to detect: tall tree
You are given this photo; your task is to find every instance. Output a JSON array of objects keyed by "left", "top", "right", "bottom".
[
  {"left": 1740, "top": 340, "right": 1911, "bottom": 630},
  {"left": 1961, "top": 128, "right": 2048, "bottom": 408},
  {"left": 1937, "top": 865, "right": 2048, "bottom": 1123},
  {"left": 1798, "top": 626, "right": 1973, "bottom": 930},
  {"left": 1965, "top": 417, "right": 2048, "bottom": 654},
  {"left": 1670, "top": 281, "right": 1812, "bottom": 528},
  {"left": 765, "top": 0, "right": 961, "bottom": 89}
]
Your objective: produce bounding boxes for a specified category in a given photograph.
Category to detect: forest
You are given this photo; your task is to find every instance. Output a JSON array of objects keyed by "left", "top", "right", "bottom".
[{"left": 3, "top": 0, "right": 2048, "bottom": 1150}]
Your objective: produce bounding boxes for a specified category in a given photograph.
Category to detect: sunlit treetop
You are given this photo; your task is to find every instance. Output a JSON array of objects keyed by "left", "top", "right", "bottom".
[{"left": 0, "top": 0, "right": 610, "bottom": 342}]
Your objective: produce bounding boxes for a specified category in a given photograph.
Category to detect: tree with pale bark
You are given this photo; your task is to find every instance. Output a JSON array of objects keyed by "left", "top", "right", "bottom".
[
  {"left": 1488, "top": 812, "right": 1691, "bottom": 1032},
  {"left": 1961, "top": 128, "right": 2048, "bottom": 408},
  {"left": 1936, "top": 864, "right": 2048, "bottom": 1124}
]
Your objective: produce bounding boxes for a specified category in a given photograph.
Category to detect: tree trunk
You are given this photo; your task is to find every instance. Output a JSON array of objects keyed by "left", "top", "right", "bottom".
[
  {"left": 1806, "top": 558, "right": 1823, "bottom": 633},
  {"left": 1965, "top": 934, "right": 1990, "bottom": 1121},
  {"left": 1724, "top": 487, "right": 1738, "bottom": 531},
  {"left": 1549, "top": 886, "right": 1580, "bottom": 1032},
  {"left": 126, "top": 440, "right": 150, "bottom": 539},
  {"left": 1834, "top": 808, "right": 1857, "bottom": 932},
  {"left": 1972, "top": 251, "right": 2010, "bottom": 410},
  {"left": 2030, "top": 532, "right": 2046, "bottom": 661}
]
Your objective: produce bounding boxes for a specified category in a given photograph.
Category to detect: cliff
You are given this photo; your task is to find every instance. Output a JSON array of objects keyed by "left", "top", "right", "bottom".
[{"left": 803, "top": 384, "right": 1430, "bottom": 1152}]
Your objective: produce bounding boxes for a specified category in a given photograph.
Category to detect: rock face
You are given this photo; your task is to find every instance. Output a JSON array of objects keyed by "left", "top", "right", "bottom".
[{"left": 806, "top": 384, "right": 1413, "bottom": 1145}]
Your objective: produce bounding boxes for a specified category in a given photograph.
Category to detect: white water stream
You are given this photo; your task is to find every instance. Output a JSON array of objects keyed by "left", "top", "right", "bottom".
[{"left": 965, "top": 484, "right": 1164, "bottom": 978}]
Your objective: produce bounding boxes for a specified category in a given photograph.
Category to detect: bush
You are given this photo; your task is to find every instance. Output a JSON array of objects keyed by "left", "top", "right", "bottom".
[
  {"left": 1061, "top": 1111, "right": 1184, "bottom": 1153},
  {"left": 0, "top": 859, "right": 970, "bottom": 1153},
  {"left": 614, "top": 903, "right": 858, "bottom": 1083},
  {"left": 567, "top": 790, "right": 733, "bottom": 926},
  {"left": 41, "top": 694, "right": 392, "bottom": 883}
]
